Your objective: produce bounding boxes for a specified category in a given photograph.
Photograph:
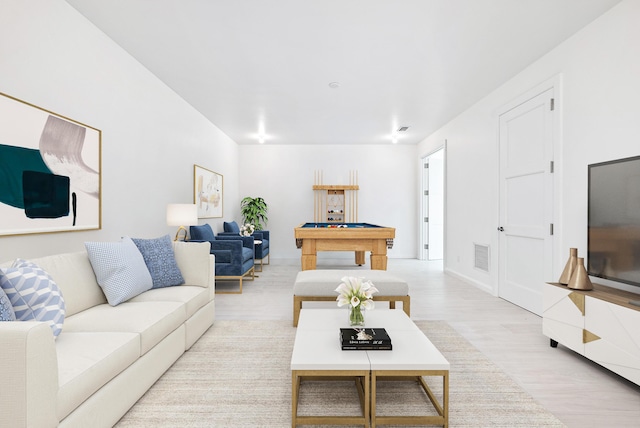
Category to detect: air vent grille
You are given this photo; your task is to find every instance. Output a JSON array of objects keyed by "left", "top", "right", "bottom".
[
  {"left": 474, "top": 244, "right": 490, "bottom": 272},
  {"left": 398, "top": 126, "right": 409, "bottom": 132}
]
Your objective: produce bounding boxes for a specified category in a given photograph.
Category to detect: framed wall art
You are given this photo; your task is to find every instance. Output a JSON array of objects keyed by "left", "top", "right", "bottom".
[
  {"left": 194, "top": 164, "right": 223, "bottom": 218},
  {"left": 0, "top": 92, "right": 102, "bottom": 236}
]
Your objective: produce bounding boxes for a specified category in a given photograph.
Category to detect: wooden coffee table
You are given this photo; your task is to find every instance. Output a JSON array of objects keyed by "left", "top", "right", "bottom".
[{"left": 290, "top": 309, "right": 449, "bottom": 427}]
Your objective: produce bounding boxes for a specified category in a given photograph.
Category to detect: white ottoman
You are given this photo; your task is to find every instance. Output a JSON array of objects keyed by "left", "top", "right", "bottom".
[{"left": 293, "top": 270, "right": 410, "bottom": 326}]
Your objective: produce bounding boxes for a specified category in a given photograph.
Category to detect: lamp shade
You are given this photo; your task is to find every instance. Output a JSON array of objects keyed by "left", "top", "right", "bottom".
[{"left": 166, "top": 204, "right": 198, "bottom": 226}]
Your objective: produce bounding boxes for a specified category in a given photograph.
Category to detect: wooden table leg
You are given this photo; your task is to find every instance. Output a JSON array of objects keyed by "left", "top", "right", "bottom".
[
  {"left": 371, "top": 371, "right": 377, "bottom": 428},
  {"left": 370, "top": 254, "right": 387, "bottom": 270},
  {"left": 301, "top": 254, "right": 317, "bottom": 270},
  {"left": 291, "top": 371, "right": 300, "bottom": 427}
]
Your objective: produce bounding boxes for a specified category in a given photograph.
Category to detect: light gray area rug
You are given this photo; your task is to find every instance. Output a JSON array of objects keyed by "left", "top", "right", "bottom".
[{"left": 115, "top": 320, "right": 565, "bottom": 427}]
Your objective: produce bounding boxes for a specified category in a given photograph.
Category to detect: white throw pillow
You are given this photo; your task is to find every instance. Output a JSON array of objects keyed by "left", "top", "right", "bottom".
[{"left": 84, "top": 237, "right": 153, "bottom": 306}]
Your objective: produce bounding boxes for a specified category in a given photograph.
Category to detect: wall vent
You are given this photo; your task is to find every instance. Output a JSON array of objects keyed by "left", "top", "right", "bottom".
[{"left": 474, "top": 243, "right": 490, "bottom": 272}]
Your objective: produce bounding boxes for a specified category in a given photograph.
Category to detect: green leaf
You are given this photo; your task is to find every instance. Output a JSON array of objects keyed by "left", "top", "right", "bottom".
[{"left": 240, "top": 196, "right": 268, "bottom": 230}]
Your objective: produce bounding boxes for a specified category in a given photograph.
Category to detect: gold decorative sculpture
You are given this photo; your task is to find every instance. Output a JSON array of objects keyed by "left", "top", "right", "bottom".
[
  {"left": 567, "top": 257, "right": 593, "bottom": 290},
  {"left": 559, "top": 248, "right": 578, "bottom": 285}
]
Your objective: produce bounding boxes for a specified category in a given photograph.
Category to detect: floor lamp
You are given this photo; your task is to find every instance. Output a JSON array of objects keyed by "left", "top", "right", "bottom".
[{"left": 166, "top": 203, "right": 198, "bottom": 241}]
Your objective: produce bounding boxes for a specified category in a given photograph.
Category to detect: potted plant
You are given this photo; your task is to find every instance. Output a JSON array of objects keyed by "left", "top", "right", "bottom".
[{"left": 240, "top": 196, "right": 268, "bottom": 230}]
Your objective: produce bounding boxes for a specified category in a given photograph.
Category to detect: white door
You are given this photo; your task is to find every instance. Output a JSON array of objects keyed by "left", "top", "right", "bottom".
[
  {"left": 498, "top": 89, "right": 554, "bottom": 315},
  {"left": 421, "top": 149, "right": 444, "bottom": 260},
  {"left": 428, "top": 149, "right": 444, "bottom": 260},
  {"left": 422, "top": 156, "right": 429, "bottom": 260}
]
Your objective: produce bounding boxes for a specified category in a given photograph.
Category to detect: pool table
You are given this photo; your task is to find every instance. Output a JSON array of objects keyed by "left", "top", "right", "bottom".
[{"left": 294, "top": 222, "right": 395, "bottom": 270}]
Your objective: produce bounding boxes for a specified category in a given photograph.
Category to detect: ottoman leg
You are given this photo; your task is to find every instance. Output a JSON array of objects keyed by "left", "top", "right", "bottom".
[{"left": 293, "top": 296, "right": 303, "bottom": 327}]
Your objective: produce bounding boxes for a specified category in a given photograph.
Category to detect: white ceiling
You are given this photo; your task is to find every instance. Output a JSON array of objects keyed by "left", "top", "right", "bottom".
[{"left": 65, "top": 0, "right": 620, "bottom": 145}]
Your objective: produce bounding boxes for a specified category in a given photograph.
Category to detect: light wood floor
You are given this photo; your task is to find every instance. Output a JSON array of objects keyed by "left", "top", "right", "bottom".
[{"left": 215, "top": 258, "right": 640, "bottom": 427}]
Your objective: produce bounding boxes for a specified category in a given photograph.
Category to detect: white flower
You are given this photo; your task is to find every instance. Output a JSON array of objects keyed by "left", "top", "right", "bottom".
[
  {"left": 334, "top": 276, "right": 377, "bottom": 310},
  {"left": 360, "top": 299, "right": 375, "bottom": 310},
  {"left": 240, "top": 223, "right": 255, "bottom": 236},
  {"left": 363, "top": 282, "right": 379, "bottom": 299}
]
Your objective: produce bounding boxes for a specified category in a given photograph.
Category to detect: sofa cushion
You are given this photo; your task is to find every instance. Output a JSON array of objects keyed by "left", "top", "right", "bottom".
[
  {"left": 132, "top": 235, "right": 185, "bottom": 288},
  {"left": 0, "top": 259, "right": 66, "bottom": 337},
  {"left": 56, "top": 331, "right": 140, "bottom": 421},
  {"left": 0, "top": 286, "right": 16, "bottom": 321},
  {"left": 27, "top": 251, "right": 106, "bottom": 317},
  {"left": 129, "top": 285, "right": 209, "bottom": 319},
  {"left": 242, "top": 247, "right": 254, "bottom": 263},
  {"left": 84, "top": 237, "right": 153, "bottom": 306},
  {"left": 223, "top": 221, "right": 240, "bottom": 234},
  {"left": 293, "top": 269, "right": 409, "bottom": 297},
  {"left": 171, "top": 241, "right": 212, "bottom": 289},
  {"left": 63, "top": 301, "right": 186, "bottom": 354}
]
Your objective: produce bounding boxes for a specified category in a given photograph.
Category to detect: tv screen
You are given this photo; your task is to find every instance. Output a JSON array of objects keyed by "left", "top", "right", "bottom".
[{"left": 588, "top": 155, "right": 640, "bottom": 287}]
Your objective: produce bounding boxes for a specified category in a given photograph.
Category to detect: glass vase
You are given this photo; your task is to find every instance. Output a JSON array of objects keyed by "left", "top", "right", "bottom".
[{"left": 349, "top": 304, "right": 365, "bottom": 326}]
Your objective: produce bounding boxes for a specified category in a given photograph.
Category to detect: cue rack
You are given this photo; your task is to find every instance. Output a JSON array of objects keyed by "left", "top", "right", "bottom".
[{"left": 312, "top": 170, "right": 359, "bottom": 223}]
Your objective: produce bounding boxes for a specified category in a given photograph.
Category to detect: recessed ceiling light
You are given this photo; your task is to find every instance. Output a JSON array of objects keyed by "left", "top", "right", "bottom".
[
  {"left": 328, "top": 82, "right": 340, "bottom": 89},
  {"left": 397, "top": 126, "right": 409, "bottom": 132}
]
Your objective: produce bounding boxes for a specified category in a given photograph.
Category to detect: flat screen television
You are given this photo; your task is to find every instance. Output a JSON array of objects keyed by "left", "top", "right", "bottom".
[{"left": 588, "top": 155, "right": 640, "bottom": 288}]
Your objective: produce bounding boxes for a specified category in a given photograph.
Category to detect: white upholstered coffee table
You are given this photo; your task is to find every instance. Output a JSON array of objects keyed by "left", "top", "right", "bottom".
[{"left": 290, "top": 309, "right": 449, "bottom": 427}]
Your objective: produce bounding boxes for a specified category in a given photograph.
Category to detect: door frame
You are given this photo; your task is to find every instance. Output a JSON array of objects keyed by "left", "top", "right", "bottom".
[
  {"left": 420, "top": 142, "right": 447, "bottom": 261},
  {"left": 494, "top": 75, "right": 563, "bottom": 294}
]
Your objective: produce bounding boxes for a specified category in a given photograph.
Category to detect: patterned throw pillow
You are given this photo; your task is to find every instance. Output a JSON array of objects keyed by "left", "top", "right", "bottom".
[
  {"left": 85, "top": 236, "right": 153, "bottom": 306},
  {"left": 0, "top": 259, "right": 66, "bottom": 337},
  {"left": 131, "top": 235, "right": 185, "bottom": 288},
  {"left": 0, "top": 286, "right": 16, "bottom": 321}
]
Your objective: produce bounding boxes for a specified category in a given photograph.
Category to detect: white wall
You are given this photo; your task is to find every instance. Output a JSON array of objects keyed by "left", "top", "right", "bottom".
[
  {"left": 0, "top": 1, "right": 418, "bottom": 266},
  {"left": 0, "top": 0, "right": 239, "bottom": 261},
  {"left": 4, "top": 0, "right": 635, "bottom": 278},
  {"left": 238, "top": 144, "right": 418, "bottom": 260},
  {"left": 418, "top": 0, "right": 640, "bottom": 292}
]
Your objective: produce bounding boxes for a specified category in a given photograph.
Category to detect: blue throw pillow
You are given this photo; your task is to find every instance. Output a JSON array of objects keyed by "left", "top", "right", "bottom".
[
  {"left": 224, "top": 221, "right": 240, "bottom": 234},
  {"left": 85, "top": 237, "right": 153, "bottom": 306},
  {"left": 0, "top": 260, "right": 66, "bottom": 337},
  {"left": 131, "top": 235, "right": 185, "bottom": 288},
  {"left": 0, "top": 286, "right": 16, "bottom": 321},
  {"left": 190, "top": 224, "right": 215, "bottom": 241}
]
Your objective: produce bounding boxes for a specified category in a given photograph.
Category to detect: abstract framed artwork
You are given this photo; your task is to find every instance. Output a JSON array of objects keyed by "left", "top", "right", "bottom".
[
  {"left": 194, "top": 164, "right": 223, "bottom": 218},
  {"left": 0, "top": 92, "right": 102, "bottom": 236}
]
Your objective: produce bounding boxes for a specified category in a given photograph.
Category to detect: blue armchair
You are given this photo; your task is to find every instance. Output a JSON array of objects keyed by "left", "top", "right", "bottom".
[
  {"left": 189, "top": 224, "right": 255, "bottom": 293},
  {"left": 219, "top": 221, "right": 270, "bottom": 272}
]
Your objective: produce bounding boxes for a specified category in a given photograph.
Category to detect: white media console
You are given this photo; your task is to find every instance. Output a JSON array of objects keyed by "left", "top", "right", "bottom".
[{"left": 543, "top": 282, "right": 640, "bottom": 386}]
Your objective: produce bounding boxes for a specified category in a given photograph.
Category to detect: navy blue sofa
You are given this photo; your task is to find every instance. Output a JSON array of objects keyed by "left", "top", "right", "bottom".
[
  {"left": 219, "top": 221, "right": 270, "bottom": 271},
  {"left": 189, "top": 224, "right": 255, "bottom": 293}
]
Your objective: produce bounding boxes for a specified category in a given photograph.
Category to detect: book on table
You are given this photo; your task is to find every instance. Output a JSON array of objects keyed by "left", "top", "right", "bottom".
[{"left": 340, "top": 328, "right": 392, "bottom": 350}]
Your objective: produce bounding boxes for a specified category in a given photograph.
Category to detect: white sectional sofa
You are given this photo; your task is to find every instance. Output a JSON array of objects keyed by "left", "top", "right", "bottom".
[{"left": 0, "top": 240, "right": 215, "bottom": 428}]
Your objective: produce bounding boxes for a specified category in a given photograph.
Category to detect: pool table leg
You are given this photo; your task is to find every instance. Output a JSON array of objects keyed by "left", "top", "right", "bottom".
[
  {"left": 370, "top": 240, "right": 388, "bottom": 270},
  {"left": 370, "top": 255, "right": 387, "bottom": 270},
  {"left": 301, "top": 254, "right": 316, "bottom": 270},
  {"left": 355, "top": 251, "right": 365, "bottom": 266},
  {"left": 301, "top": 240, "right": 317, "bottom": 270}
]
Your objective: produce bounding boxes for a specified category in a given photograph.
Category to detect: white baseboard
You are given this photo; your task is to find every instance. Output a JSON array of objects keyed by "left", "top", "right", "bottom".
[{"left": 444, "top": 267, "right": 496, "bottom": 296}]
